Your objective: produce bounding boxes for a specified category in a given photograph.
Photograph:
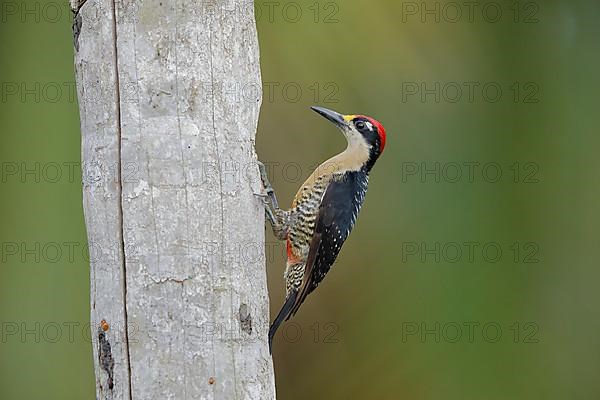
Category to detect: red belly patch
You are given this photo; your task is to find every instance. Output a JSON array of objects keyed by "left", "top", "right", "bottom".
[{"left": 286, "top": 239, "right": 301, "bottom": 264}]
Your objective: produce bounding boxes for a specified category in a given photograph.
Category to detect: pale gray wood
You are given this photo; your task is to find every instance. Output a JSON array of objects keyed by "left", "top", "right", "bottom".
[{"left": 72, "top": 0, "right": 274, "bottom": 398}]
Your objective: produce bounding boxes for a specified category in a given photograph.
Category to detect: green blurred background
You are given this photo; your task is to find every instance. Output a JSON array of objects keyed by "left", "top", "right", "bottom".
[{"left": 1, "top": 0, "right": 599, "bottom": 399}]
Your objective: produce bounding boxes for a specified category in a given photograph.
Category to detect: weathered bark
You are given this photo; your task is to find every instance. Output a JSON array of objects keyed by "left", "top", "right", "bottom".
[{"left": 71, "top": 0, "right": 274, "bottom": 399}]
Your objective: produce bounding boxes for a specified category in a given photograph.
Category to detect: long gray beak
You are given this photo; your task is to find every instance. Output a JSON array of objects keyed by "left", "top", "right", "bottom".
[{"left": 310, "top": 106, "right": 347, "bottom": 128}]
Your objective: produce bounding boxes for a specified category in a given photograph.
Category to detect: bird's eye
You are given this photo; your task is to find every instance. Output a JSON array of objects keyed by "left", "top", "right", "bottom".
[{"left": 355, "top": 121, "right": 366, "bottom": 130}]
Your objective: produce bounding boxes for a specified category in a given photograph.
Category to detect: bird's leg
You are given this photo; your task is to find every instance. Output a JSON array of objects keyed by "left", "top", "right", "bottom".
[
  {"left": 255, "top": 161, "right": 278, "bottom": 223},
  {"left": 269, "top": 209, "right": 291, "bottom": 240},
  {"left": 256, "top": 161, "right": 289, "bottom": 240},
  {"left": 257, "top": 161, "right": 279, "bottom": 210}
]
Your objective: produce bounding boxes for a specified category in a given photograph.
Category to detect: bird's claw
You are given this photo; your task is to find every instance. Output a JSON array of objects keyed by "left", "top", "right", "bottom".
[
  {"left": 253, "top": 192, "right": 269, "bottom": 199},
  {"left": 257, "top": 160, "right": 279, "bottom": 209}
]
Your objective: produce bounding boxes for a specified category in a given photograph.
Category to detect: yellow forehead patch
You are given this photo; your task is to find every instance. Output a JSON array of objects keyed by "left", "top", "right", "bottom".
[{"left": 343, "top": 114, "right": 357, "bottom": 122}]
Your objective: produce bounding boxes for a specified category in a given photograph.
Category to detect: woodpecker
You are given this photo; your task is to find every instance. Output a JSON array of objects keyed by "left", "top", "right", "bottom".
[{"left": 258, "top": 106, "right": 386, "bottom": 352}]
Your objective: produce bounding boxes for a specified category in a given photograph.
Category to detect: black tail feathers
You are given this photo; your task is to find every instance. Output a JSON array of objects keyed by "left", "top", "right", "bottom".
[{"left": 268, "top": 291, "right": 298, "bottom": 354}]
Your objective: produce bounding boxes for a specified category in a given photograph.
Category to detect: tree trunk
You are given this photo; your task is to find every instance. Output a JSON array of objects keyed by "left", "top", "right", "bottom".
[{"left": 71, "top": 1, "right": 274, "bottom": 399}]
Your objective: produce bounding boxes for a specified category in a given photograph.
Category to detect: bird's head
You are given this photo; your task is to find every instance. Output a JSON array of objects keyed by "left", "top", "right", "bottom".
[{"left": 311, "top": 106, "right": 386, "bottom": 171}]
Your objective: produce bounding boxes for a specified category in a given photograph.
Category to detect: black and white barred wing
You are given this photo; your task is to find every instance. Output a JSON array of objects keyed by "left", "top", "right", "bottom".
[{"left": 289, "top": 171, "right": 368, "bottom": 317}]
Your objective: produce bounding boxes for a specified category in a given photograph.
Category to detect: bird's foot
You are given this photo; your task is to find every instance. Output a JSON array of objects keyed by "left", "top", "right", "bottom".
[{"left": 257, "top": 160, "right": 279, "bottom": 210}]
